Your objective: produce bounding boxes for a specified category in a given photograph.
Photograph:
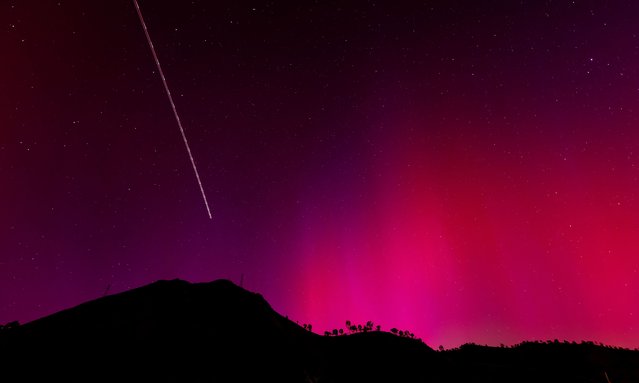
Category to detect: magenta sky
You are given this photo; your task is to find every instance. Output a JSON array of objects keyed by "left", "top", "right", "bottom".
[{"left": 2, "top": 1, "right": 639, "bottom": 348}]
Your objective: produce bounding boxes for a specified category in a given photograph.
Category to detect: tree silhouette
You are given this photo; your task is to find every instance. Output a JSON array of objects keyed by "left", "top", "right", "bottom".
[{"left": 365, "top": 321, "right": 374, "bottom": 331}]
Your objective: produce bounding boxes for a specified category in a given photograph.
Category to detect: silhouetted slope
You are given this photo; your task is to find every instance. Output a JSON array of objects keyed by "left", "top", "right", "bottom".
[
  {"left": 313, "top": 331, "right": 439, "bottom": 382},
  {"left": 0, "top": 279, "right": 314, "bottom": 382},
  {"left": 441, "top": 342, "right": 639, "bottom": 383},
  {"left": 1, "top": 279, "right": 638, "bottom": 382}
]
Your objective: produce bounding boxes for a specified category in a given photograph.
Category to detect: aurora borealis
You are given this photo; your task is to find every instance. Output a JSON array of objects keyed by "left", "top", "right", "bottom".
[{"left": 2, "top": 1, "right": 639, "bottom": 348}]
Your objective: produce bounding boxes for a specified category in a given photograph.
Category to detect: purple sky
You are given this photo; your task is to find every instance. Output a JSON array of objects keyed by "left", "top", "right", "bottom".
[{"left": 2, "top": 1, "right": 639, "bottom": 348}]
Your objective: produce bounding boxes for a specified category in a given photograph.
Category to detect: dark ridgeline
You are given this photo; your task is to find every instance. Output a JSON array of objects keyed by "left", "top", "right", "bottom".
[{"left": 0, "top": 279, "right": 637, "bottom": 382}]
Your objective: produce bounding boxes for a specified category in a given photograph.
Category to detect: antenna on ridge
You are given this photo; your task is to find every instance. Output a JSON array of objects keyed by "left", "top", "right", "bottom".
[{"left": 239, "top": 273, "right": 244, "bottom": 288}]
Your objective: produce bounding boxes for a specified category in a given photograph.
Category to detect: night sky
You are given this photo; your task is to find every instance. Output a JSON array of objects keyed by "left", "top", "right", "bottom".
[{"left": 2, "top": 1, "right": 639, "bottom": 348}]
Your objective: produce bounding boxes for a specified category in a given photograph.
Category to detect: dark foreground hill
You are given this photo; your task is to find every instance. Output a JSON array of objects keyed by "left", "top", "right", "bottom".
[{"left": 0, "top": 279, "right": 637, "bottom": 382}]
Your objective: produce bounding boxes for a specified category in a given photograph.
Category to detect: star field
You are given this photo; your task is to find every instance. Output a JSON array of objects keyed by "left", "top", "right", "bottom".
[{"left": 1, "top": 1, "right": 639, "bottom": 348}]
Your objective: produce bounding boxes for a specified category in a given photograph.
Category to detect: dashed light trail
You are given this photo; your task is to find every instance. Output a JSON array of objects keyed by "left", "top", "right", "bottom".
[{"left": 133, "top": 0, "right": 212, "bottom": 219}]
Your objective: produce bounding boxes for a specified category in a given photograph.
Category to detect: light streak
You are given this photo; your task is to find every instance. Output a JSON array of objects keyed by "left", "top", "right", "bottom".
[{"left": 133, "top": 0, "right": 212, "bottom": 219}]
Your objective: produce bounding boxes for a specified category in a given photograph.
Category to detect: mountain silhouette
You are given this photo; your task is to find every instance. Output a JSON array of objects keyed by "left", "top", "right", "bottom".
[{"left": 0, "top": 279, "right": 637, "bottom": 382}]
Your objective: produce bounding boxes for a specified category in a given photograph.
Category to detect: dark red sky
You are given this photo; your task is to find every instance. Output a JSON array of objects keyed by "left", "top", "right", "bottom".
[{"left": 2, "top": 0, "right": 639, "bottom": 348}]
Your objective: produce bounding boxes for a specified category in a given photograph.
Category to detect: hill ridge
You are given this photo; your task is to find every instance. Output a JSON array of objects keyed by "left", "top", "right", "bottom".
[{"left": 1, "top": 279, "right": 637, "bottom": 383}]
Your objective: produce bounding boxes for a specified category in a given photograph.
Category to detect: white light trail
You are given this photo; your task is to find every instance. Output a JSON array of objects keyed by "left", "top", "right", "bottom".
[{"left": 133, "top": 0, "right": 212, "bottom": 219}]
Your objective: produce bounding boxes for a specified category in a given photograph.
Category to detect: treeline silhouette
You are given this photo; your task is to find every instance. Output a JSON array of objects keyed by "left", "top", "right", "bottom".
[
  {"left": 298, "top": 319, "right": 418, "bottom": 340},
  {"left": 439, "top": 339, "right": 639, "bottom": 352},
  {"left": 299, "top": 319, "right": 639, "bottom": 353}
]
